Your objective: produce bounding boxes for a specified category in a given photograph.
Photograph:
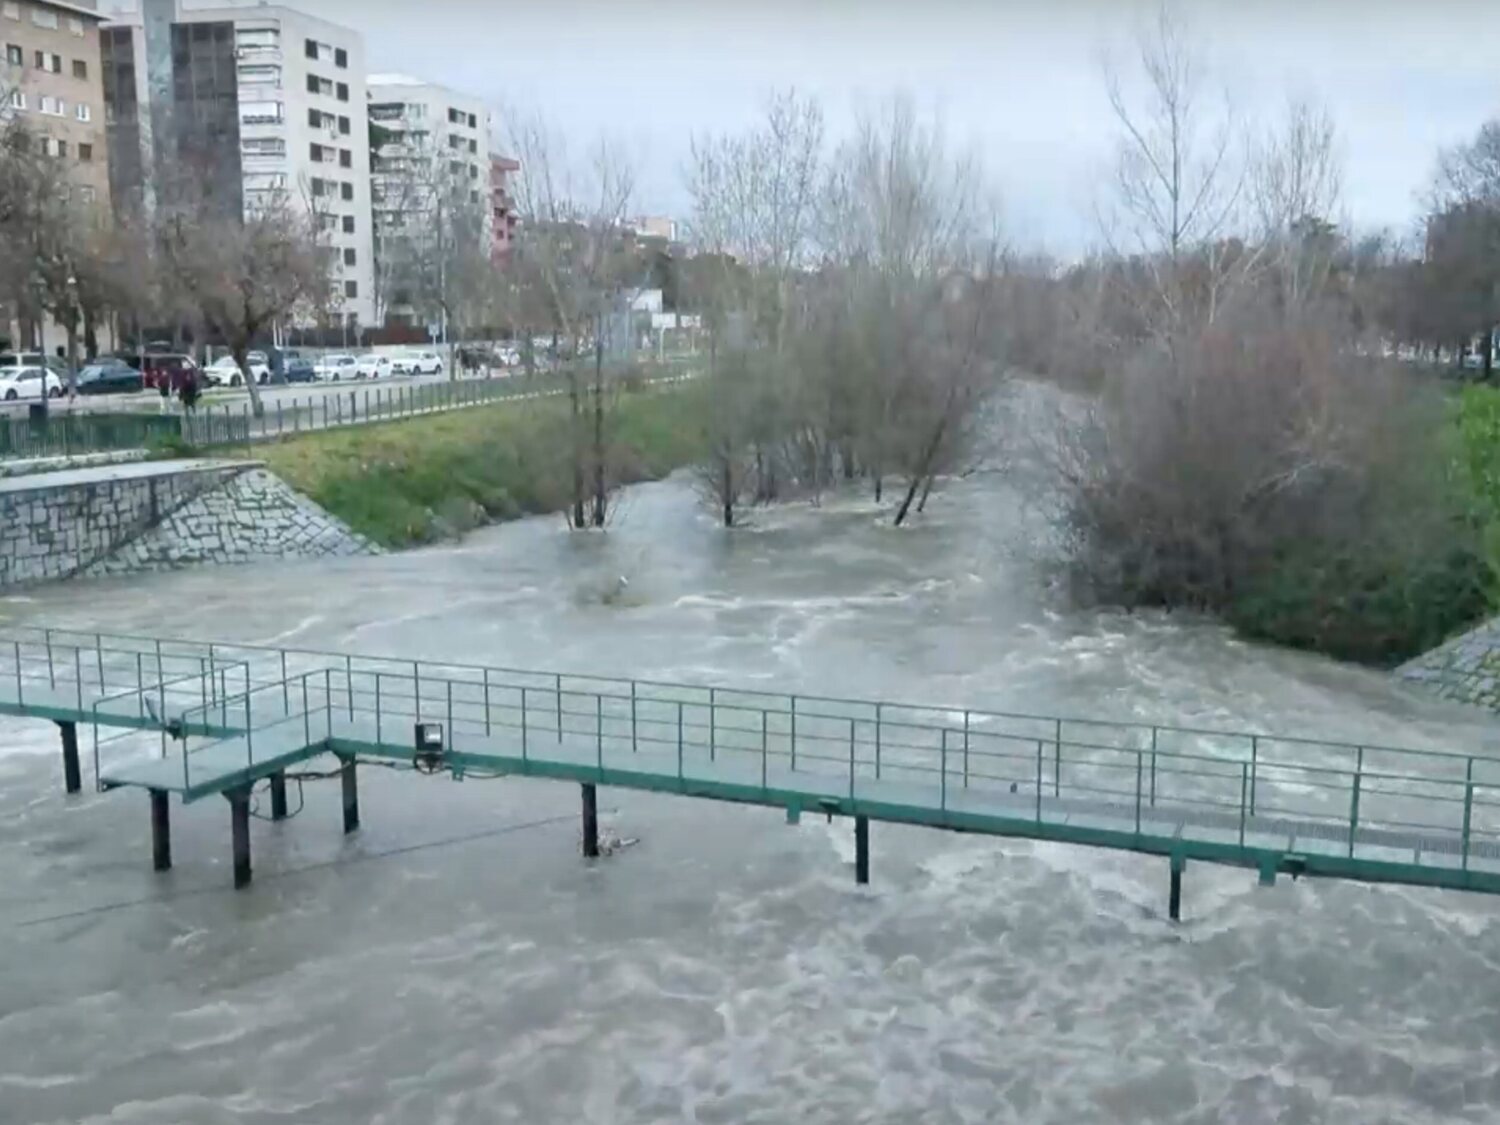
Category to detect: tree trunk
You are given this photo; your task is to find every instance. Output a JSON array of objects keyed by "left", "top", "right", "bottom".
[
  {"left": 64, "top": 316, "right": 79, "bottom": 399},
  {"left": 235, "top": 340, "right": 265, "bottom": 417},
  {"left": 83, "top": 309, "right": 97, "bottom": 361},
  {"left": 568, "top": 361, "right": 585, "bottom": 529},
  {"left": 1486, "top": 328, "right": 1495, "bottom": 383},
  {"left": 893, "top": 476, "right": 922, "bottom": 527},
  {"left": 917, "top": 472, "right": 936, "bottom": 514},
  {"left": 592, "top": 339, "right": 606, "bottom": 527},
  {"left": 874, "top": 474, "right": 883, "bottom": 504},
  {"left": 722, "top": 459, "right": 734, "bottom": 528}
]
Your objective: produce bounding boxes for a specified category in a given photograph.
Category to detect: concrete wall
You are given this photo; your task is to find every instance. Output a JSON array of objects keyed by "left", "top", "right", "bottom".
[{"left": 0, "top": 460, "right": 376, "bottom": 587}]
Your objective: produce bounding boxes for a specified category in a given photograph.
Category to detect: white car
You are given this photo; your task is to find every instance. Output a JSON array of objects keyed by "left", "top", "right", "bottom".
[
  {"left": 354, "top": 354, "right": 393, "bottom": 379},
  {"left": 392, "top": 350, "right": 444, "bottom": 376},
  {"left": 204, "top": 355, "right": 269, "bottom": 387},
  {"left": 0, "top": 366, "right": 63, "bottom": 401},
  {"left": 314, "top": 353, "right": 359, "bottom": 381}
]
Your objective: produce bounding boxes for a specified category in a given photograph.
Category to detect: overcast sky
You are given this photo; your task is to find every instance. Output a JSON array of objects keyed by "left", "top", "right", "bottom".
[{"left": 164, "top": 0, "right": 1498, "bottom": 256}]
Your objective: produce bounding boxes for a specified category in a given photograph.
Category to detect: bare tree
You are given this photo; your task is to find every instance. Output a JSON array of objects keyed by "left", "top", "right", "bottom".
[
  {"left": 157, "top": 175, "right": 335, "bottom": 416},
  {"left": 817, "top": 97, "right": 1002, "bottom": 525},
  {"left": 1100, "top": 3, "right": 1244, "bottom": 327},
  {"left": 503, "top": 110, "right": 638, "bottom": 528},
  {"left": 0, "top": 95, "right": 118, "bottom": 391},
  {"left": 684, "top": 90, "right": 824, "bottom": 525},
  {"left": 371, "top": 127, "right": 494, "bottom": 377}
]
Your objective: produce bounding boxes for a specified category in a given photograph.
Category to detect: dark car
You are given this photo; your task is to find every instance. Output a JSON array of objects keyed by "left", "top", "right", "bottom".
[
  {"left": 75, "top": 357, "right": 144, "bottom": 395},
  {"left": 264, "top": 348, "right": 316, "bottom": 384},
  {"left": 281, "top": 354, "right": 317, "bottom": 383}
]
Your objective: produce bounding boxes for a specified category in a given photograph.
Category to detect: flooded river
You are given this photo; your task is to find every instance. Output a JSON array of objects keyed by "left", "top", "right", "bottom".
[{"left": 3, "top": 428, "right": 1499, "bottom": 1123}]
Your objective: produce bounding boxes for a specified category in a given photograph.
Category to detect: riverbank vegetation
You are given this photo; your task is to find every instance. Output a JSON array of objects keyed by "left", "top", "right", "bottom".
[
  {"left": 1032, "top": 7, "right": 1500, "bottom": 665},
  {"left": 259, "top": 385, "right": 705, "bottom": 548}
]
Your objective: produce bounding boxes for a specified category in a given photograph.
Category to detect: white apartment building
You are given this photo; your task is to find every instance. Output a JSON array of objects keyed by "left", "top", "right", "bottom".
[
  {"left": 101, "top": 0, "right": 375, "bottom": 329},
  {"left": 367, "top": 73, "right": 490, "bottom": 326}
]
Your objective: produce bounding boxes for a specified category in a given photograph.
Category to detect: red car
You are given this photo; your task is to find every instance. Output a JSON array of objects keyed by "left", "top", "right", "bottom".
[{"left": 139, "top": 354, "right": 201, "bottom": 393}]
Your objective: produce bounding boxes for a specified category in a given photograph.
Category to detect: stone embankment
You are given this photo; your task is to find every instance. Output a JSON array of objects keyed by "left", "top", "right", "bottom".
[
  {"left": 1399, "top": 622, "right": 1500, "bottom": 710},
  {"left": 0, "top": 460, "right": 376, "bottom": 588}
]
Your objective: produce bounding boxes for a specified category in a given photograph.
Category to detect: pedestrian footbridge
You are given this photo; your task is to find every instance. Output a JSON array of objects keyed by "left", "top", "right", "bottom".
[{"left": 5, "top": 625, "right": 1499, "bottom": 917}]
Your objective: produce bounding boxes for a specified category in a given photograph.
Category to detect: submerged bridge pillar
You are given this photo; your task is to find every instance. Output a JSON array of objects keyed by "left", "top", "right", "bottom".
[
  {"left": 56, "top": 720, "right": 80, "bottom": 794},
  {"left": 227, "top": 785, "right": 252, "bottom": 889},
  {"left": 855, "top": 815, "right": 870, "bottom": 885},
  {"left": 581, "top": 783, "right": 599, "bottom": 858},
  {"left": 1169, "top": 853, "right": 1185, "bottom": 922},
  {"left": 340, "top": 756, "right": 359, "bottom": 833},
  {"left": 150, "top": 788, "right": 170, "bottom": 871}
]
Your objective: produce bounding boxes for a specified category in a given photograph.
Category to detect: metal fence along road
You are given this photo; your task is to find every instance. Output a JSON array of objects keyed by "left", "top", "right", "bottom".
[
  {"left": 4, "top": 624, "right": 1498, "bottom": 909},
  {"left": 0, "top": 363, "right": 695, "bottom": 461}
]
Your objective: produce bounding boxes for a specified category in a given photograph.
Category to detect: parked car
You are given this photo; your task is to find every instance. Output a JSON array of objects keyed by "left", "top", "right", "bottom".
[
  {"left": 75, "top": 358, "right": 143, "bottom": 395},
  {"left": 140, "top": 354, "right": 201, "bottom": 394},
  {"left": 0, "top": 351, "right": 47, "bottom": 373},
  {"left": 314, "top": 353, "right": 359, "bottom": 381},
  {"left": 354, "top": 353, "right": 393, "bottom": 379},
  {"left": 204, "top": 355, "right": 269, "bottom": 388},
  {"left": 280, "top": 353, "right": 318, "bottom": 384},
  {"left": 0, "top": 366, "right": 63, "bottom": 401},
  {"left": 392, "top": 350, "right": 444, "bottom": 375}
]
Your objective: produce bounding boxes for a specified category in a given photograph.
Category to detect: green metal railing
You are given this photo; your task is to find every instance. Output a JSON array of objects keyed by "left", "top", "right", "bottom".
[
  {"left": 0, "top": 412, "right": 183, "bottom": 460},
  {"left": 3, "top": 624, "right": 1499, "bottom": 890}
]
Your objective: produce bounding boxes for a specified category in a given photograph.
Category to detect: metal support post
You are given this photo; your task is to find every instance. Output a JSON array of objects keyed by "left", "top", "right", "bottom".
[
  {"left": 581, "top": 782, "right": 599, "bottom": 858},
  {"left": 227, "top": 786, "right": 251, "bottom": 888},
  {"left": 1169, "top": 853, "right": 1185, "bottom": 922},
  {"left": 340, "top": 756, "right": 359, "bottom": 833},
  {"left": 150, "top": 788, "right": 171, "bottom": 871},
  {"left": 855, "top": 815, "right": 870, "bottom": 885},
  {"left": 56, "top": 720, "right": 80, "bottom": 794},
  {"left": 269, "top": 770, "right": 288, "bottom": 820}
]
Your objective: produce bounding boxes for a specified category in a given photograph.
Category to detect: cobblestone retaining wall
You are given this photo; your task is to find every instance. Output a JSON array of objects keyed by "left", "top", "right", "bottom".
[
  {"left": 1398, "top": 623, "right": 1500, "bottom": 710},
  {"left": 82, "top": 468, "right": 377, "bottom": 576},
  {"left": 0, "top": 463, "right": 376, "bottom": 588}
]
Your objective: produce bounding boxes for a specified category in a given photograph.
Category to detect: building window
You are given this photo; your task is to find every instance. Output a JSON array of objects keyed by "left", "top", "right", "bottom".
[
  {"left": 68, "top": 17, "right": 82, "bottom": 37},
  {"left": 317, "top": 212, "right": 337, "bottom": 231},
  {"left": 310, "top": 178, "right": 326, "bottom": 197},
  {"left": 241, "top": 101, "right": 283, "bottom": 124},
  {"left": 335, "top": 81, "right": 347, "bottom": 102},
  {"left": 8, "top": 89, "right": 23, "bottom": 109},
  {"left": 236, "top": 27, "right": 278, "bottom": 49},
  {"left": 309, "top": 142, "right": 324, "bottom": 161},
  {"left": 55, "top": 139, "right": 65, "bottom": 158},
  {"left": 334, "top": 46, "right": 346, "bottom": 68},
  {"left": 72, "top": 58, "right": 86, "bottom": 79},
  {"left": 31, "top": 7, "right": 58, "bottom": 30},
  {"left": 305, "top": 74, "right": 318, "bottom": 94},
  {"left": 468, "top": 112, "right": 477, "bottom": 129},
  {"left": 340, "top": 181, "right": 353, "bottom": 201},
  {"left": 344, "top": 280, "right": 358, "bottom": 299},
  {"left": 338, "top": 114, "right": 349, "bottom": 135},
  {"left": 342, "top": 214, "right": 354, "bottom": 234},
  {"left": 74, "top": 103, "right": 89, "bottom": 122},
  {"left": 1, "top": 3, "right": 18, "bottom": 21},
  {"left": 468, "top": 138, "right": 476, "bottom": 154},
  {"left": 338, "top": 148, "right": 350, "bottom": 169},
  {"left": 5, "top": 44, "right": 20, "bottom": 66},
  {"left": 79, "top": 184, "right": 95, "bottom": 203},
  {"left": 304, "top": 37, "right": 317, "bottom": 59},
  {"left": 78, "top": 142, "right": 92, "bottom": 162},
  {"left": 343, "top": 248, "right": 356, "bottom": 266}
]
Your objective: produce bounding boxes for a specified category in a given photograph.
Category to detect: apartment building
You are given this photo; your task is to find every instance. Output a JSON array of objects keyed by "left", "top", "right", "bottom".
[
  {"left": 0, "top": 0, "right": 111, "bottom": 351},
  {"left": 490, "top": 153, "right": 518, "bottom": 260},
  {"left": 367, "top": 73, "right": 490, "bottom": 325},
  {"left": 100, "top": 0, "right": 374, "bottom": 328}
]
